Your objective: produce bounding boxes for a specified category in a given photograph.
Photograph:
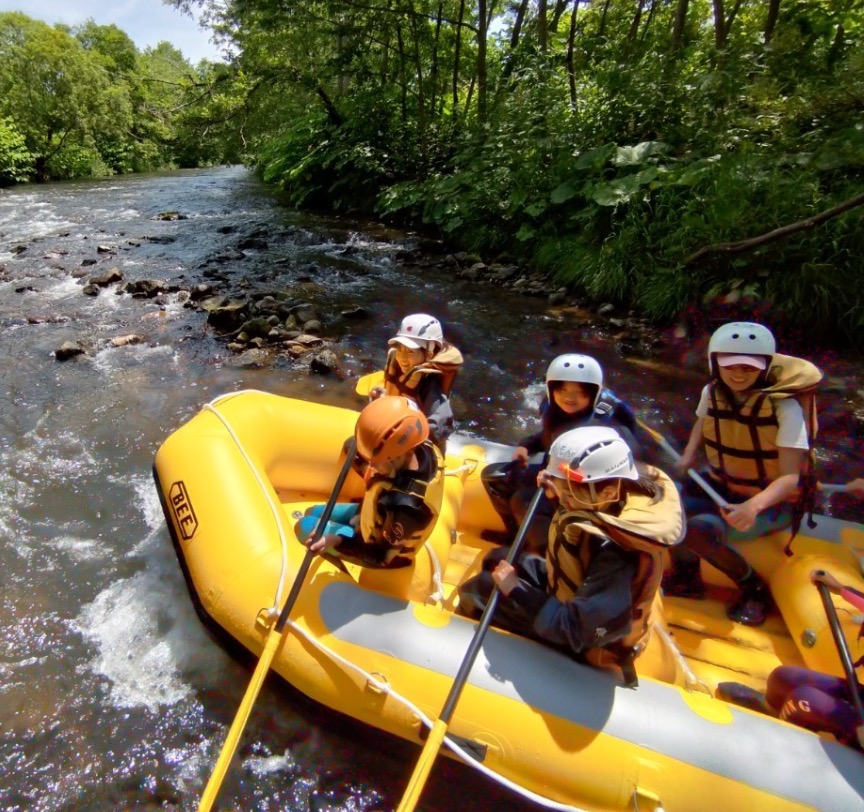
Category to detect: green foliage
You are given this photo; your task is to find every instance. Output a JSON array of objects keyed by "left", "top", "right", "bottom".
[
  {"left": 0, "top": 12, "right": 233, "bottom": 181},
  {"left": 0, "top": 115, "right": 32, "bottom": 183}
]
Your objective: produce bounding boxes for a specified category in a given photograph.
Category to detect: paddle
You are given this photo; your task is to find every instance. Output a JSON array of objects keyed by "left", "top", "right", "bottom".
[
  {"left": 355, "top": 370, "right": 385, "bottom": 397},
  {"left": 813, "top": 573, "right": 864, "bottom": 749},
  {"left": 634, "top": 418, "right": 731, "bottom": 509},
  {"left": 636, "top": 418, "right": 851, "bottom": 505},
  {"left": 395, "top": 486, "right": 546, "bottom": 812},
  {"left": 197, "top": 439, "right": 358, "bottom": 812}
]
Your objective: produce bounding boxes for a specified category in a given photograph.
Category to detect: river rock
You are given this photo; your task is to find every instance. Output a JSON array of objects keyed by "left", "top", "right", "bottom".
[
  {"left": 200, "top": 296, "right": 248, "bottom": 329},
  {"left": 152, "top": 211, "right": 187, "bottom": 221},
  {"left": 55, "top": 341, "right": 86, "bottom": 361},
  {"left": 189, "top": 284, "right": 214, "bottom": 301},
  {"left": 125, "top": 279, "right": 168, "bottom": 298},
  {"left": 309, "top": 349, "right": 339, "bottom": 374},
  {"left": 89, "top": 268, "right": 124, "bottom": 287},
  {"left": 340, "top": 306, "right": 370, "bottom": 320},
  {"left": 96, "top": 244, "right": 114, "bottom": 253},
  {"left": 81, "top": 258, "right": 97, "bottom": 266},
  {"left": 109, "top": 334, "right": 143, "bottom": 347},
  {"left": 236, "top": 237, "right": 268, "bottom": 251},
  {"left": 82, "top": 284, "right": 100, "bottom": 296}
]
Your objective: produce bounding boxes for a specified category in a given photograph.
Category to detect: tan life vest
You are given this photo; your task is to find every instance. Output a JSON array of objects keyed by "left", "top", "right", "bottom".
[
  {"left": 383, "top": 343, "right": 464, "bottom": 400},
  {"left": 359, "top": 442, "right": 445, "bottom": 566},
  {"left": 546, "top": 467, "right": 684, "bottom": 668},
  {"left": 702, "top": 354, "right": 822, "bottom": 498}
]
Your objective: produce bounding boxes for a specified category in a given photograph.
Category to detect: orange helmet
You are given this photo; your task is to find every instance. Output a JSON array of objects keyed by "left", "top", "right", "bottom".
[{"left": 355, "top": 396, "right": 429, "bottom": 465}]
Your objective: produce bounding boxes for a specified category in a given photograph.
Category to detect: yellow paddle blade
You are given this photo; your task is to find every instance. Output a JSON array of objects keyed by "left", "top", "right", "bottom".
[
  {"left": 395, "top": 719, "right": 449, "bottom": 812},
  {"left": 198, "top": 629, "right": 285, "bottom": 812},
  {"left": 355, "top": 370, "right": 385, "bottom": 397}
]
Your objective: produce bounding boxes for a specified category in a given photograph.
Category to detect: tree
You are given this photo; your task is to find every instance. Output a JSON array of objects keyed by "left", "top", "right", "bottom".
[
  {"left": 0, "top": 13, "right": 130, "bottom": 178},
  {"left": 0, "top": 115, "right": 32, "bottom": 184}
]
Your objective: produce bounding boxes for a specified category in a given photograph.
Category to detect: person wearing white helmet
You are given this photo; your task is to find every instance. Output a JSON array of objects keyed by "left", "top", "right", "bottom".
[
  {"left": 459, "top": 426, "right": 683, "bottom": 682},
  {"left": 481, "top": 353, "right": 640, "bottom": 550},
  {"left": 663, "top": 321, "right": 823, "bottom": 626},
  {"left": 369, "top": 313, "right": 463, "bottom": 452}
]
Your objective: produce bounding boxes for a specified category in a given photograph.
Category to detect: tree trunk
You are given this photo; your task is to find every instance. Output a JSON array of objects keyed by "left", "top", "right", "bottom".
[
  {"left": 452, "top": 0, "right": 466, "bottom": 115},
  {"left": 763, "top": 0, "right": 780, "bottom": 44},
  {"left": 566, "top": 0, "right": 581, "bottom": 111},
  {"left": 712, "top": 0, "right": 727, "bottom": 48},
  {"left": 628, "top": 0, "right": 646, "bottom": 42},
  {"left": 683, "top": 192, "right": 864, "bottom": 265},
  {"left": 476, "top": 0, "right": 488, "bottom": 121},
  {"left": 538, "top": 0, "right": 549, "bottom": 53},
  {"left": 597, "top": 0, "right": 613, "bottom": 38},
  {"left": 671, "top": 0, "right": 690, "bottom": 50}
]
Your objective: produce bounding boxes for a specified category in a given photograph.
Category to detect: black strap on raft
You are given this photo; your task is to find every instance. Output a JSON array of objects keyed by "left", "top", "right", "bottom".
[{"left": 620, "top": 647, "right": 639, "bottom": 690}]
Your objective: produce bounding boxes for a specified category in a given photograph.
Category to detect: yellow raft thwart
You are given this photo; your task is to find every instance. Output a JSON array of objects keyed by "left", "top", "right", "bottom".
[{"left": 154, "top": 390, "right": 864, "bottom": 812}]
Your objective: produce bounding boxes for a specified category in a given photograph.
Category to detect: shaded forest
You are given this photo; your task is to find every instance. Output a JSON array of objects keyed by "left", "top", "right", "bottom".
[{"left": 4, "top": 2, "right": 863, "bottom": 341}]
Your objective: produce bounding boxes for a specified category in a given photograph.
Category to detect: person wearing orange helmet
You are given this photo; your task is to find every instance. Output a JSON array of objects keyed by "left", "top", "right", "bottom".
[
  {"left": 299, "top": 396, "right": 445, "bottom": 567},
  {"left": 369, "top": 313, "right": 463, "bottom": 452}
]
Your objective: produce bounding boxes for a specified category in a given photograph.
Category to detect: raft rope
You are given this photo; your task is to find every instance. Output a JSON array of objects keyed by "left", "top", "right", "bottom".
[
  {"left": 203, "top": 391, "right": 292, "bottom": 612},
  {"left": 654, "top": 625, "right": 712, "bottom": 696},
  {"left": 282, "top": 614, "right": 590, "bottom": 812}
]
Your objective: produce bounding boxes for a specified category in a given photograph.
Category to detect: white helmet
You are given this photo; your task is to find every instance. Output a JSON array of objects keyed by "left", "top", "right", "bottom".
[
  {"left": 388, "top": 313, "right": 444, "bottom": 350},
  {"left": 546, "top": 426, "right": 638, "bottom": 483},
  {"left": 545, "top": 354, "right": 603, "bottom": 407},
  {"left": 707, "top": 322, "right": 775, "bottom": 372}
]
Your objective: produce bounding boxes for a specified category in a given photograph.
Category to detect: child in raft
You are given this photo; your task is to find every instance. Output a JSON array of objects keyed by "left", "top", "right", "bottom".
[
  {"left": 369, "top": 313, "right": 463, "bottom": 453},
  {"left": 717, "top": 570, "right": 864, "bottom": 751},
  {"left": 299, "top": 397, "right": 444, "bottom": 568},
  {"left": 459, "top": 426, "right": 683, "bottom": 685},
  {"left": 662, "top": 321, "right": 822, "bottom": 626},
  {"left": 481, "top": 353, "right": 640, "bottom": 551}
]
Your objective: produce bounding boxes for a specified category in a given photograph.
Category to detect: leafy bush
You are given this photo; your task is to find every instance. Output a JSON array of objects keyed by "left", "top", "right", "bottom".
[{"left": 0, "top": 116, "right": 33, "bottom": 184}]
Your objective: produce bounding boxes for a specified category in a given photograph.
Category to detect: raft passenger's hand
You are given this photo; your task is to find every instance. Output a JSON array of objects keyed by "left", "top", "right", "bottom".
[
  {"left": 674, "top": 451, "right": 696, "bottom": 475},
  {"left": 369, "top": 386, "right": 385, "bottom": 400},
  {"left": 722, "top": 499, "right": 759, "bottom": 532},
  {"left": 512, "top": 446, "right": 529, "bottom": 465},
  {"left": 844, "top": 478, "right": 864, "bottom": 497},
  {"left": 492, "top": 560, "right": 519, "bottom": 597},
  {"left": 307, "top": 533, "right": 341, "bottom": 554},
  {"left": 536, "top": 470, "right": 558, "bottom": 500}
]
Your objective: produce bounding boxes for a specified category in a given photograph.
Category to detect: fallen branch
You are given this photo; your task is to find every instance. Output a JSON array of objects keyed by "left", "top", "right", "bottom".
[{"left": 683, "top": 191, "right": 864, "bottom": 265}]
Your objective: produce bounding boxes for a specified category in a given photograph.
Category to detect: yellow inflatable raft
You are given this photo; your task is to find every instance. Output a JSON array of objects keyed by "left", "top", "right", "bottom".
[{"left": 153, "top": 390, "right": 864, "bottom": 812}]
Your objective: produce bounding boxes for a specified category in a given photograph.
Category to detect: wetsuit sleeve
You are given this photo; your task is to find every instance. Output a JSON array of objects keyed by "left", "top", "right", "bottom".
[
  {"left": 518, "top": 430, "right": 545, "bottom": 455},
  {"left": 416, "top": 376, "right": 454, "bottom": 450},
  {"left": 516, "top": 539, "right": 639, "bottom": 655}
]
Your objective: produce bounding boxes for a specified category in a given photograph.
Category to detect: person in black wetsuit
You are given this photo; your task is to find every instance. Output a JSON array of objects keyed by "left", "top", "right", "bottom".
[{"left": 481, "top": 353, "right": 639, "bottom": 552}]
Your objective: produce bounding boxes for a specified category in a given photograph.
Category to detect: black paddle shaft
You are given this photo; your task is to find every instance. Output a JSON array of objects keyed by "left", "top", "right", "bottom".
[
  {"left": 274, "top": 438, "right": 357, "bottom": 634},
  {"left": 815, "top": 581, "right": 864, "bottom": 726},
  {"left": 437, "top": 486, "right": 545, "bottom": 725}
]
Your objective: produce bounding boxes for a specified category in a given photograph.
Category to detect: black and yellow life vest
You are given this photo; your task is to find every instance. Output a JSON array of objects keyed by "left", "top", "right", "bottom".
[
  {"left": 703, "top": 354, "right": 822, "bottom": 498},
  {"left": 383, "top": 343, "right": 464, "bottom": 400},
  {"left": 358, "top": 441, "right": 445, "bottom": 566},
  {"left": 546, "top": 467, "right": 683, "bottom": 673}
]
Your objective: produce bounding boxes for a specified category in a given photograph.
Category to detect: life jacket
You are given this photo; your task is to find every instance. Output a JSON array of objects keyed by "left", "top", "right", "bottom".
[
  {"left": 703, "top": 354, "right": 821, "bottom": 548},
  {"left": 358, "top": 441, "right": 445, "bottom": 566},
  {"left": 538, "top": 388, "right": 636, "bottom": 452},
  {"left": 546, "top": 467, "right": 684, "bottom": 684},
  {"left": 383, "top": 343, "right": 463, "bottom": 400}
]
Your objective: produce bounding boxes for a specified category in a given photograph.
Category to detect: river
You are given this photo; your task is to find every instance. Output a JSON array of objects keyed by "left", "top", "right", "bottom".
[{"left": 1, "top": 166, "right": 862, "bottom": 812}]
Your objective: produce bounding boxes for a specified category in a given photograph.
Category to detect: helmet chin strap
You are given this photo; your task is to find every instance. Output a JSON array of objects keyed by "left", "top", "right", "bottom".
[{"left": 565, "top": 478, "right": 621, "bottom": 509}]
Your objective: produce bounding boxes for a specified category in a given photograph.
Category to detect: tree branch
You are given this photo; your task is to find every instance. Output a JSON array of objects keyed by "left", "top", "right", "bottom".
[{"left": 683, "top": 191, "right": 864, "bottom": 265}]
